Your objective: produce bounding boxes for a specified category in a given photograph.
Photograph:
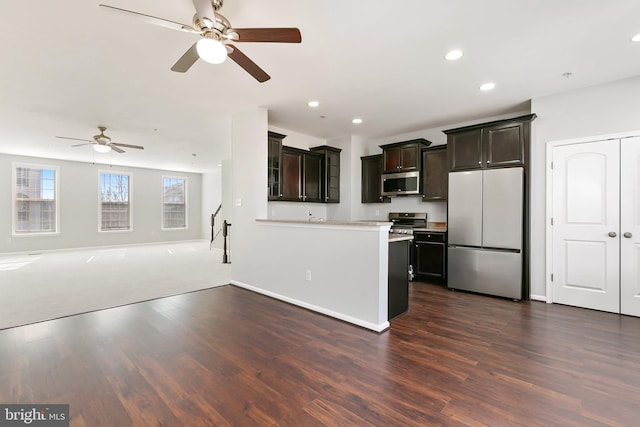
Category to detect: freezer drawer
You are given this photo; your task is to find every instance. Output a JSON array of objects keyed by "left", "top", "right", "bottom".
[{"left": 447, "top": 246, "right": 522, "bottom": 300}]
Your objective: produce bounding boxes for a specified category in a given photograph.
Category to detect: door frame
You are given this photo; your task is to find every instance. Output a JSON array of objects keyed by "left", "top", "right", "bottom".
[{"left": 545, "top": 130, "right": 640, "bottom": 303}]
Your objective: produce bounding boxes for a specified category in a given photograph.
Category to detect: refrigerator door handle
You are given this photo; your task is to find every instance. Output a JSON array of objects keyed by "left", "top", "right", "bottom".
[{"left": 448, "top": 244, "right": 520, "bottom": 254}]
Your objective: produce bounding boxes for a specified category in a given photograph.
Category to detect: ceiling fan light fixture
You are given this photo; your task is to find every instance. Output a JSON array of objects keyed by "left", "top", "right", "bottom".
[
  {"left": 196, "top": 38, "right": 227, "bottom": 64},
  {"left": 93, "top": 144, "right": 112, "bottom": 153}
]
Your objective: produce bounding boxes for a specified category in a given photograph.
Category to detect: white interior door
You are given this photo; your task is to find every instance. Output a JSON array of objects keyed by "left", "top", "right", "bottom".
[
  {"left": 551, "top": 140, "right": 620, "bottom": 313},
  {"left": 621, "top": 137, "right": 640, "bottom": 316}
]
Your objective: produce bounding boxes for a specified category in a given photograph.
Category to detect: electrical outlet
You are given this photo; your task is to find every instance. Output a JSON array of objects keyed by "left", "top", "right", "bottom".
[
  {"left": 375, "top": 210, "right": 380, "bottom": 217},
  {"left": 305, "top": 270, "right": 312, "bottom": 281}
]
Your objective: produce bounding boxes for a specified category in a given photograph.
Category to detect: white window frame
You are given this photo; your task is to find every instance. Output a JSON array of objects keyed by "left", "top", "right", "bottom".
[
  {"left": 161, "top": 175, "right": 188, "bottom": 230},
  {"left": 12, "top": 162, "right": 60, "bottom": 236},
  {"left": 98, "top": 170, "right": 133, "bottom": 233}
]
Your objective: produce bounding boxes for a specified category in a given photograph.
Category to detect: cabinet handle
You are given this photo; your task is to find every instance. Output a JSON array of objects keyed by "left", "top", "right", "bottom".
[
  {"left": 608, "top": 231, "right": 617, "bottom": 238},
  {"left": 624, "top": 232, "right": 633, "bottom": 238}
]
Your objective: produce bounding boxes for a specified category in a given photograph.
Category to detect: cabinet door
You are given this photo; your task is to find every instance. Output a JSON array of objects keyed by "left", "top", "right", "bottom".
[
  {"left": 422, "top": 147, "right": 447, "bottom": 200},
  {"left": 303, "top": 153, "right": 323, "bottom": 202},
  {"left": 361, "top": 155, "right": 390, "bottom": 203},
  {"left": 484, "top": 122, "right": 525, "bottom": 168},
  {"left": 325, "top": 150, "right": 340, "bottom": 203},
  {"left": 400, "top": 145, "right": 420, "bottom": 170},
  {"left": 383, "top": 146, "right": 401, "bottom": 172},
  {"left": 267, "top": 136, "right": 282, "bottom": 200},
  {"left": 415, "top": 238, "right": 446, "bottom": 280},
  {"left": 281, "top": 149, "right": 302, "bottom": 200},
  {"left": 448, "top": 129, "right": 483, "bottom": 171}
]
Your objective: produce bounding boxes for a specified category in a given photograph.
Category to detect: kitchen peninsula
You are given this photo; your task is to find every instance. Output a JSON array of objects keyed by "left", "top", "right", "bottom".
[{"left": 232, "top": 219, "right": 395, "bottom": 332}]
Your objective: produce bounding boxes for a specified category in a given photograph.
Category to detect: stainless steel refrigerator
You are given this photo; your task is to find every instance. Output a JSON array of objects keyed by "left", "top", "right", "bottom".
[{"left": 447, "top": 167, "right": 524, "bottom": 300}]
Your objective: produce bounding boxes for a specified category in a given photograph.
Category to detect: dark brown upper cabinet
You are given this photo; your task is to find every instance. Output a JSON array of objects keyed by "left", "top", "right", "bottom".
[
  {"left": 268, "top": 131, "right": 286, "bottom": 201},
  {"left": 421, "top": 146, "right": 448, "bottom": 201},
  {"left": 380, "top": 139, "right": 431, "bottom": 173},
  {"left": 361, "top": 154, "right": 391, "bottom": 204},
  {"left": 310, "top": 145, "right": 341, "bottom": 203},
  {"left": 269, "top": 132, "right": 339, "bottom": 204},
  {"left": 444, "top": 114, "right": 536, "bottom": 172},
  {"left": 280, "top": 147, "right": 323, "bottom": 202}
]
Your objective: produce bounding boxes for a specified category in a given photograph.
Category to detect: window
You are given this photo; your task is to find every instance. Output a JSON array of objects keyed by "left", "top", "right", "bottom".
[
  {"left": 13, "top": 164, "right": 58, "bottom": 234},
  {"left": 99, "top": 172, "right": 131, "bottom": 231},
  {"left": 162, "top": 177, "right": 187, "bottom": 229}
]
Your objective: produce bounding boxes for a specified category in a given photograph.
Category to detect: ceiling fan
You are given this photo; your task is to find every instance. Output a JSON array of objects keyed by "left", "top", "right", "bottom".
[
  {"left": 56, "top": 127, "right": 144, "bottom": 153},
  {"left": 99, "top": 0, "right": 302, "bottom": 82}
]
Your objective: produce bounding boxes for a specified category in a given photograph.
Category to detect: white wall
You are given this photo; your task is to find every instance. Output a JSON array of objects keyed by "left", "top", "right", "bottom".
[
  {"left": 230, "top": 108, "right": 269, "bottom": 274},
  {"left": 230, "top": 110, "right": 389, "bottom": 331},
  {"left": 530, "top": 75, "right": 640, "bottom": 298},
  {"left": 0, "top": 153, "right": 202, "bottom": 253}
]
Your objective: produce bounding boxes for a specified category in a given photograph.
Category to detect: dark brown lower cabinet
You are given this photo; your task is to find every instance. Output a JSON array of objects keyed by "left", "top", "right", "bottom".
[
  {"left": 389, "top": 239, "right": 410, "bottom": 320},
  {"left": 414, "top": 232, "right": 446, "bottom": 282}
]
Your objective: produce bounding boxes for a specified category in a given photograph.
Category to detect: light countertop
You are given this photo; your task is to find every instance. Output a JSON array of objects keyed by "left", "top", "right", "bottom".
[
  {"left": 414, "top": 221, "right": 447, "bottom": 232},
  {"left": 257, "top": 219, "right": 392, "bottom": 227}
]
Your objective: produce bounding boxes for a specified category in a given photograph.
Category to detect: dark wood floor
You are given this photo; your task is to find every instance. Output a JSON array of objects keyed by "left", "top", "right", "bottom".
[{"left": 1, "top": 282, "right": 640, "bottom": 426}]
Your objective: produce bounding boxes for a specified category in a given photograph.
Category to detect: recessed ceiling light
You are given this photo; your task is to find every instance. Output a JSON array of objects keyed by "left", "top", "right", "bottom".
[
  {"left": 445, "top": 49, "right": 463, "bottom": 61},
  {"left": 480, "top": 82, "right": 496, "bottom": 91},
  {"left": 632, "top": 33, "right": 640, "bottom": 42},
  {"left": 352, "top": 118, "right": 363, "bottom": 124},
  {"left": 308, "top": 101, "right": 320, "bottom": 107}
]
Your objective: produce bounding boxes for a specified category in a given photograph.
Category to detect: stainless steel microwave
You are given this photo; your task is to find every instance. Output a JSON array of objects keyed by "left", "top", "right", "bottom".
[{"left": 381, "top": 171, "right": 420, "bottom": 196}]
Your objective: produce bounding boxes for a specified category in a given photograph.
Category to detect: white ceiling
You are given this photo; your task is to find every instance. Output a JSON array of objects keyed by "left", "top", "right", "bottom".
[{"left": 1, "top": 0, "right": 639, "bottom": 173}]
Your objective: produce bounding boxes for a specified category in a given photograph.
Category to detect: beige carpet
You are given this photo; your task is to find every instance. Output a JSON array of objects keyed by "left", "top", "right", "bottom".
[{"left": 0, "top": 240, "right": 230, "bottom": 330}]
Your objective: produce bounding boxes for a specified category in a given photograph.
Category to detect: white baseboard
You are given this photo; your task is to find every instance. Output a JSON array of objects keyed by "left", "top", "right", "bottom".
[
  {"left": 230, "top": 280, "right": 390, "bottom": 333},
  {"left": 530, "top": 294, "right": 547, "bottom": 302}
]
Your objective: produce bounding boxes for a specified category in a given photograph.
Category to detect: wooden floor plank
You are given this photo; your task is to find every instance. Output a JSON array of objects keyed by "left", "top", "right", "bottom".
[{"left": 1, "top": 282, "right": 640, "bottom": 426}]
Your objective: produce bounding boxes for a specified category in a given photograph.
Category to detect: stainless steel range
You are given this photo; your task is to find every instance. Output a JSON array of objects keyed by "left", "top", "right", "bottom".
[
  {"left": 389, "top": 212, "right": 428, "bottom": 235},
  {"left": 389, "top": 212, "right": 428, "bottom": 281}
]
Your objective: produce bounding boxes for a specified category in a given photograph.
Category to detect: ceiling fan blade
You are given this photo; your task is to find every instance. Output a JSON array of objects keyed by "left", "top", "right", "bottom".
[
  {"left": 110, "top": 145, "right": 125, "bottom": 153},
  {"left": 71, "top": 143, "right": 95, "bottom": 147},
  {"left": 171, "top": 43, "right": 200, "bottom": 73},
  {"left": 227, "top": 46, "right": 270, "bottom": 83},
  {"left": 99, "top": 4, "right": 199, "bottom": 34},
  {"left": 232, "top": 28, "right": 301, "bottom": 43},
  {"left": 192, "top": 0, "right": 216, "bottom": 28},
  {"left": 112, "top": 143, "right": 144, "bottom": 150},
  {"left": 56, "top": 136, "right": 94, "bottom": 143}
]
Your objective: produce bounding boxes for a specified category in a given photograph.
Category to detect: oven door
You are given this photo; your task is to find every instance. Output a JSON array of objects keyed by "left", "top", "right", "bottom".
[{"left": 381, "top": 171, "right": 420, "bottom": 196}]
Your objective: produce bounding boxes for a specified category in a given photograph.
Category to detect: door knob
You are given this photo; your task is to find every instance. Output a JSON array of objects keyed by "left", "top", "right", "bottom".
[
  {"left": 608, "top": 231, "right": 617, "bottom": 238},
  {"left": 624, "top": 232, "right": 633, "bottom": 238}
]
